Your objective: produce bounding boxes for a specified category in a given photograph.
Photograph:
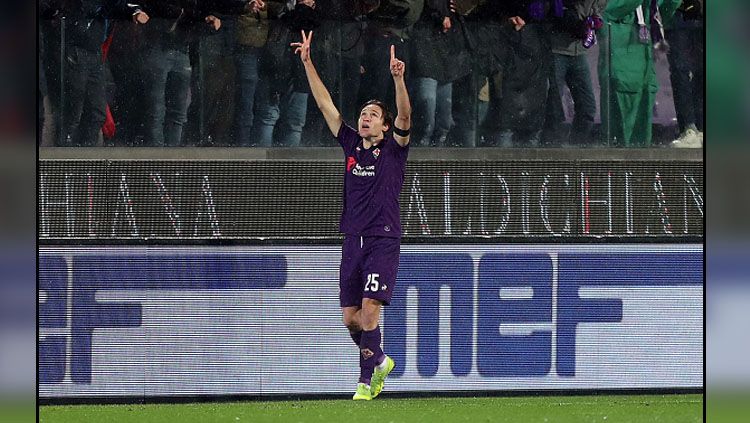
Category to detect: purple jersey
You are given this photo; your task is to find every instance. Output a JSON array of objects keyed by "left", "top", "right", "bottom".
[{"left": 337, "top": 123, "right": 409, "bottom": 238}]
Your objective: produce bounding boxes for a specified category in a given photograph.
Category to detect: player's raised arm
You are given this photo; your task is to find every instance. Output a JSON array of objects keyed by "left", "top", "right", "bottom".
[
  {"left": 291, "top": 30, "right": 343, "bottom": 136},
  {"left": 389, "top": 45, "right": 411, "bottom": 147}
]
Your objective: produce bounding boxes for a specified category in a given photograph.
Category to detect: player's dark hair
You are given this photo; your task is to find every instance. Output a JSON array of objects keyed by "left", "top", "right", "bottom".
[{"left": 359, "top": 100, "right": 393, "bottom": 130}]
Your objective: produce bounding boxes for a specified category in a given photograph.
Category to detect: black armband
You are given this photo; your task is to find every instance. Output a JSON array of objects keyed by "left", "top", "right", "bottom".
[{"left": 393, "top": 126, "right": 410, "bottom": 137}]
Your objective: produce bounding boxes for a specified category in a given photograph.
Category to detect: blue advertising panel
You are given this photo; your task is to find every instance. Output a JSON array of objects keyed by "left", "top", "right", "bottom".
[{"left": 39, "top": 245, "right": 702, "bottom": 399}]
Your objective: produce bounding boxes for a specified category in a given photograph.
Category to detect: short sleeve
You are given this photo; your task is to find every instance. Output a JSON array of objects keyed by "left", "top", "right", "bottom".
[
  {"left": 337, "top": 123, "right": 360, "bottom": 155},
  {"left": 390, "top": 136, "right": 410, "bottom": 164}
]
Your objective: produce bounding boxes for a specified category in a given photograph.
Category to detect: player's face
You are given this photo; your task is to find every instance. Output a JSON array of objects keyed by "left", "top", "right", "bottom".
[{"left": 358, "top": 105, "right": 388, "bottom": 139}]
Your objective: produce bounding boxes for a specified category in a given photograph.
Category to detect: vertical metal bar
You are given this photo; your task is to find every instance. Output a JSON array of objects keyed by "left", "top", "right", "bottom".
[
  {"left": 198, "top": 38, "right": 205, "bottom": 145},
  {"left": 605, "top": 23, "right": 612, "bottom": 146},
  {"left": 59, "top": 17, "right": 66, "bottom": 146}
]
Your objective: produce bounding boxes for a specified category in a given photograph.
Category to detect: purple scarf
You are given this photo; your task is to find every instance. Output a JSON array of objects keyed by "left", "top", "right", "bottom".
[
  {"left": 637, "top": 0, "right": 668, "bottom": 50},
  {"left": 650, "top": 0, "right": 668, "bottom": 50}
]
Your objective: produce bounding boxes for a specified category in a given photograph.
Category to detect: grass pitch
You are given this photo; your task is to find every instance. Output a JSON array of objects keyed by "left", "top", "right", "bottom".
[{"left": 40, "top": 394, "right": 701, "bottom": 423}]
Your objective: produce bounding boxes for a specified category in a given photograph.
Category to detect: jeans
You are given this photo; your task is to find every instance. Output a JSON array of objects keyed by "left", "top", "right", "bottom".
[
  {"left": 142, "top": 47, "right": 192, "bottom": 146},
  {"left": 411, "top": 77, "right": 453, "bottom": 147},
  {"left": 551, "top": 53, "right": 596, "bottom": 143},
  {"left": 46, "top": 45, "right": 107, "bottom": 146},
  {"left": 252, "top": 79, "right": 308, "bottom": 147},
  {"left": 666, "top": 24, "right": 704, "bottom": 132},
  {"left": 233, "top": 46, "right": 262, "bottom": 146}
]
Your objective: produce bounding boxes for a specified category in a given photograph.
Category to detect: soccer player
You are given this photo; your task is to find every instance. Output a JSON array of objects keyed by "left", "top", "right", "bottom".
[{"left": 291, "top": 30, "right": 411, "bottom": 400}]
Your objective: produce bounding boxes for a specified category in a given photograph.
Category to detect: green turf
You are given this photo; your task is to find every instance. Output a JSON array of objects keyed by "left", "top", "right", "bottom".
[
  {"left": 40, "top": 394, "right": 701, "bottom": 423},
  {"left": 706, "top": 391, "right": 750, "bottom": 423}
]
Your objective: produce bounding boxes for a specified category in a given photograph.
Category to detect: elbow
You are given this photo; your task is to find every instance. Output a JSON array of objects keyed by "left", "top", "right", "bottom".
[{"left": 396, "top": 114, "right": 411, "bottom": 128}]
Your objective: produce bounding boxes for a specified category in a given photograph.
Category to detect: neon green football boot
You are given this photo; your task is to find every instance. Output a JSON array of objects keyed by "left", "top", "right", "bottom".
[
  {"left": 352, "top": 383, "right": 372, "bottom": 401},
  {"left": 370, "top": 356, "right": 395, "bottom": 398}
]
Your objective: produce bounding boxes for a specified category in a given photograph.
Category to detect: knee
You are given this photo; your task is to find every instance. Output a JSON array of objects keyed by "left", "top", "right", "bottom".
[{"left": 359, "top": 309, "right": 379, "bottom": 332}]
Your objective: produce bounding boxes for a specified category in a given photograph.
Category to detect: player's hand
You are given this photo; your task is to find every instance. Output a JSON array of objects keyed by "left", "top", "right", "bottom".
[
  {"left": 389, "top": 45, "right": 405, "bottom": 78},
  {"left": 291, "top": 30, "right": 313, "bottom": 63}
]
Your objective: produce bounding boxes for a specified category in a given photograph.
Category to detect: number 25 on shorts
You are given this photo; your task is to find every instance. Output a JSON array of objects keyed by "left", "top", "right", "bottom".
[{"left": 365, "top": 273, "right": 380, "bottom": 292}]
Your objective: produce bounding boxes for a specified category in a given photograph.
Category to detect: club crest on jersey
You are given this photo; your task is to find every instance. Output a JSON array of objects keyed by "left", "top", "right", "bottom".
[{"left": 373, "top": 148, "right": 380, "bottom": 159}]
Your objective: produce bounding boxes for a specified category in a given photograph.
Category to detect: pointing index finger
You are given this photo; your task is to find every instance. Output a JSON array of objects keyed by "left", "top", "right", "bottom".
[{"left": 390, "top": 45, "right": 395, "bottom": 61}]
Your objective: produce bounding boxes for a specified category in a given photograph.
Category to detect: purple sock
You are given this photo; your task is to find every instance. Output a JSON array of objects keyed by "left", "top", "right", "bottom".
[
  {"left": 359, "top": 326, "right": 385, "bottom": 385},
  {"left": 350, "top": 330, "right": 364, "bottom": 369},
  {"left": 349, "top": 330, "right": 362, "bottom": 346}
]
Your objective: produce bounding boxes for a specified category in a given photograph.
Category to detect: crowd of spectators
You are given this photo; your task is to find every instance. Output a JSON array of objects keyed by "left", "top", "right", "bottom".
[{"left": 38, "top": 0, "right": 704, "bottom": 148}]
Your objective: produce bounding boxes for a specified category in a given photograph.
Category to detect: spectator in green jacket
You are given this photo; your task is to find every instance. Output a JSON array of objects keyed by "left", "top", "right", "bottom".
[{"left": 598, "top": 0, "right": 681, "bottom": 147}]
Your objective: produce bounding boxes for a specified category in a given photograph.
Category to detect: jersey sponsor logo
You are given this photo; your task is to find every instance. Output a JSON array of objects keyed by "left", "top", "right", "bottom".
[{"left": 352, "top": 163, "right": 376, "bottom": 177}]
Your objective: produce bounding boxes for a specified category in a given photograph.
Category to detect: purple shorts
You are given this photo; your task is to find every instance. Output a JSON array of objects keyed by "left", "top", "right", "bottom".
[{"left": 339, "top": 235, "right": 400, "bottom": 307}]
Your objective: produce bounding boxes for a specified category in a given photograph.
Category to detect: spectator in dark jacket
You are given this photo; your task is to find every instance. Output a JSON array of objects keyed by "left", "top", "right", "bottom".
[
  {"left": 139, "top": 0, "right": 249, "bottom": 146},
  {"left": 409, "top": 0, "right": 471, "bottom": 146},
  {"left": 451, "top": 0, "right": 548, "bottom": 147},
  {"left": 251, "top": 0, "right": 320, "bottom": 147},
  {"left": 449, "top": 0, "right": 508, "bottom": 148},
  {"left": 667, "top": 0, "right": 703, "bottom": 148},
  {"left": 107, "top": 14, "right": 149, "bottom": 146},
  {"left": 232, "top": 0, "right": 284, "bottom": 146},
  {"left": 545, "top": 0, "right": 607, "bottom": 146},
  {"left": 184, "top": 0, "right": 262, "bottom": 146},
  {"left": 39, "top": 0, "right": 149, "bottom": 146},
  {"left": 488, "top": 0, "right": 552, "bottom": 147}
]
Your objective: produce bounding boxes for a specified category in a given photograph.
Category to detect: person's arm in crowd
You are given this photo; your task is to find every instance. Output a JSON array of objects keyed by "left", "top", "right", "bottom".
[
  {"left": 103, "top": 0, "right": 149, "bottom": 23},
  {"left": 207, "top": 0, "right": 264, "bottom": 16},
  {"left": 390, "top": 45, "right": 411, "bottom": 147},
  {"left": 603, "top": 0, "right": 644, "bottom": 20},
  {"left": 502, "top": 0, "right": 528, "bottom": 31},
  {"left": 144, "top": 0, "right": 223, "bottom": 32},
  {"left": 263, "top": 0, "right": 287, "bottom": 19},
  {"left": 425, "top": 0, "right": 450, "bottom": 32},
  {"left": 593, "top": 0, "right": 608, "bottom": 16},
  {"left": 659, "top": 0, "right": 684, "bottom": 23},
  {"left": 292, "top": 30, "right": 344, "bottom": 136},
  {"left": 285, "top": 0, "right": 320, "bottom": 31},
  {"left": 352, "top": 0, "right": 380, "bottom": 18},
  {"left": 180, "top": 0, "right": 221, "bottom": 31},
  {"left": 139, "top": 0, "right": 184, "bottom": 19}
]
